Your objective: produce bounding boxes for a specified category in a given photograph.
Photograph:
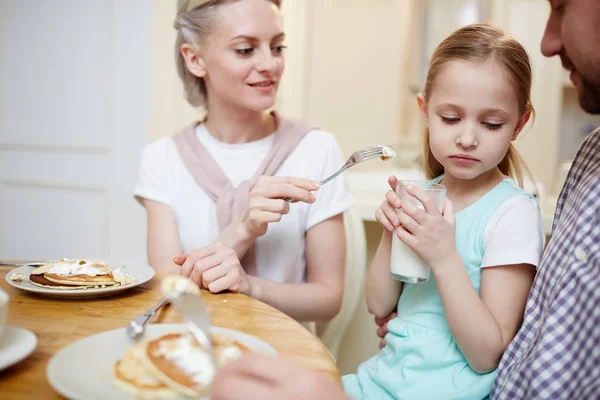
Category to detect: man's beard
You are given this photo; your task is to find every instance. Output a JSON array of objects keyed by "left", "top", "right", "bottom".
[
  {"left": 578, "top": 75, "right": 600, "bottom": 114},
  {"left": 562, "top": 53, "right": 600, "bottom": 114}
]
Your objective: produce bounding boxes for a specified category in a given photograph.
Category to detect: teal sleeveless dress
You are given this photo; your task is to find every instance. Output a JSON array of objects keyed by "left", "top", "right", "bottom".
[{"left": 343, "top": 178, "right": 534, "bottom": 400}]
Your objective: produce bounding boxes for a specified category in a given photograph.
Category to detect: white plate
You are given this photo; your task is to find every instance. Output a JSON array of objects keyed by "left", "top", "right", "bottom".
[
  {"left": 47, "top": 324, "right": 277, "bottom": 400},
  {"left": 4, "top": 259, "right": 155, "bottom": 298},
  {"left": 0, "top": 326, "right": 37, "bottom": 371}
]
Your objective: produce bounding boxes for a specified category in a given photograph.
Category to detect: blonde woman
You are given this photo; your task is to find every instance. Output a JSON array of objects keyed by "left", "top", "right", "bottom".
[{"left": 134, "top": 0, "right": 352, "bottom": 327}]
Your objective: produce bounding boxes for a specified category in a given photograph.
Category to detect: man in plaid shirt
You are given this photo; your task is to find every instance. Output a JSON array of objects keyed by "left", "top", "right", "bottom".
[
  {"left": 211, "top": 1, "right": 600, "bottom": 399},
  {"left": 490, "top": 0, "right": 600, "bottom": 398}
]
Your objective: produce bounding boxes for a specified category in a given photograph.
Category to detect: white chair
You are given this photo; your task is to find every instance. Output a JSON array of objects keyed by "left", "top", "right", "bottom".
[{"left": 317, "top": 206, "right": 367, "bottom": 359}]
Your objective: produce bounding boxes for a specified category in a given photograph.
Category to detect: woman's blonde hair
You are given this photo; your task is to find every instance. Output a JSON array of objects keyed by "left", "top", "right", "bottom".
[
  {"left": 174, "top": 0, "right": 283, "bottom": 107},
  {"left": 421, "top": 23, "right": 534, "bottom": 188}
]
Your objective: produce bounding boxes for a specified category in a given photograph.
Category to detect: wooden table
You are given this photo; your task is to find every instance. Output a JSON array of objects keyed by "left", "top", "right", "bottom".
[{"left": 0, "top": 265, "right": 339, "bottom": 399}]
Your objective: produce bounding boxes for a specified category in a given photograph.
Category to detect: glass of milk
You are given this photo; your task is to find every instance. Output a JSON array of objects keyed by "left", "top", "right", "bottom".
[{"left": 390, "top": 180, "right": 446, "bottom": 283}]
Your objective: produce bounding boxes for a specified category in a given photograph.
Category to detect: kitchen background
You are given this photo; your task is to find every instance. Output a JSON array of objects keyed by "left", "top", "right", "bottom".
[{"left": 2, "top": 0, "right": 599, "bottom": 374}]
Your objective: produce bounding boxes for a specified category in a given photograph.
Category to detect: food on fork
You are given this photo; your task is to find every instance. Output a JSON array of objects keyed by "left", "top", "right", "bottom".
[
  {"left": 28, "top": 258, "right": 135, "bottom": 289},
  {"left": 380, "top": 145, "right": 396, "bottom": 161},
  {"left": 113, "top": 332, "right": 249, "bottom": 398}
]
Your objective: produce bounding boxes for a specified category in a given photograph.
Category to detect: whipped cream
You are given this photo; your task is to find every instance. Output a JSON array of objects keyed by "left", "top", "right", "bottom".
[
  {"left": 161, "top": 275, "right": 200, "bottom": 297},
  {"left": 112, "top": 268, "right": 135, "bottom": 284},
  {"left": 10, "top": 273, "right": 25, "bottom": 282},
  {"left": 48, "top": 259, "right": 109, "bottom": 276},
  {"left": 380, "top": 146, "right": 396, "bottom": 161},
  {"left": 157, "top": 335, "right": 215, "bottom": 387},
  {"left": 218, "top": 345, "right": 243, "bottom": 365}
]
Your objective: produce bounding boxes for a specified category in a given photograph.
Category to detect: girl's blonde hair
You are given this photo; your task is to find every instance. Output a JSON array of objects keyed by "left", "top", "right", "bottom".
[
  {"left": 174, "top": 0, "right": 283, "bottom": 107},
  {"left": 421, "top": 23, "right": 534, "bottom": 188}
]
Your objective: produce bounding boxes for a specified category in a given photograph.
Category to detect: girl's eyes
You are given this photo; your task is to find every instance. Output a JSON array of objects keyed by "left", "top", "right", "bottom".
[
  {"left": 482, "top": 122, "right": 503, "bottom": 130},
  {"left": 440, "top": 116, "right": 503, "bottom": 130},
  {"left": 441, "top": 116, "right": 460, "bottom": 124},
  {"left": 235, "top": 45, "right": 287, "bottom": 56}
]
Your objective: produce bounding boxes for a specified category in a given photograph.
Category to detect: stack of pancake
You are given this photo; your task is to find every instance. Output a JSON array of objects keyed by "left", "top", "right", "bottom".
[
  {"left": 113, "top": 331, "right": 249, "bottom": 398},
  {"left": 29, "top": 258, "right": 135, "bottom": 290}
]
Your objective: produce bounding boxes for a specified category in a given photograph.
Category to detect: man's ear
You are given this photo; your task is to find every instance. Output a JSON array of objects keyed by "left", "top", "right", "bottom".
[{"left": 180, "top": 43, "right": 206, "bottom": 78}]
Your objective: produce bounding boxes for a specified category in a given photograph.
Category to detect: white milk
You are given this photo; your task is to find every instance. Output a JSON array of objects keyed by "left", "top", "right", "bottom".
[
  {"left": 389, "top": 180, "right": 446, "bottom": 283},
  {"left": 390, "top": 234, "right": 430, "bottom": 283}
]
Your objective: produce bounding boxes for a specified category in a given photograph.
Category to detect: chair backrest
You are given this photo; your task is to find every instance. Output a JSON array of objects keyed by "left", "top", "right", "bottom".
[{"left": 317, "top": 206, "right": 367, "bottom": 359}]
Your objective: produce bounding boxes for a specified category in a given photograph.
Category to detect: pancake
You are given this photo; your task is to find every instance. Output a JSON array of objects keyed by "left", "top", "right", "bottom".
[
  {"left": 140, "top": 332, "right": 249, "bottom": 397},
  {"left": 113, "top": 343, "right": 180, "bottom": 399},
  {"left": 44, "top": 273, "right": 117, "bottom": 286},
  {"left": 29, "top": 273, "right": 88, "bottom": 290},
  {"left": 28, "top": 258, "right": 134, "bottom": 289}
]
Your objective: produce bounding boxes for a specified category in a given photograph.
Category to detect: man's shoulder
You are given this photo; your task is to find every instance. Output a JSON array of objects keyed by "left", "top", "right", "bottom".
[{"left": 572, "top": 127, "right": 600, "bottom": 166}]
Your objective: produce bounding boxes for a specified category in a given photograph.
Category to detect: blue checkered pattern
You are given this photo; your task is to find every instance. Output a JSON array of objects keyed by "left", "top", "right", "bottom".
[{"left": 491, "top": 128, "right": 600, "bottom": 399}]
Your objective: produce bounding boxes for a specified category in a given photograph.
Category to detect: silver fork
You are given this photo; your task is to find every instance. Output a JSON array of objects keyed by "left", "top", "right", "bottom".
[
  {"left": 126, "top": 296, "right": 170, "bottom": 340},
  {"left": 0, "top": 261, "right": 54, "bottom": 267},
  {"left": 285, "top": 145, "right": 395, "bottom": 202}
]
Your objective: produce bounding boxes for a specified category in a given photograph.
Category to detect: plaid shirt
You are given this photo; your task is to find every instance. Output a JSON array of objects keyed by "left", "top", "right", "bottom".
[{"left": 491, "top": 128, "right": 600, "bottom": 399}]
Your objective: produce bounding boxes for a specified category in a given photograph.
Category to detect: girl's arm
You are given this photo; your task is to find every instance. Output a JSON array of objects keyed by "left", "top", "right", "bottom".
[
  {"left": 142, "top": 198, "right": 183, "bottom": 274},
  {"left": 435, "top": 255, "right": 535, "bottom": 373},
  {"left": 396, "top": 187, "right": 541, "bottom": 373},
  {"left": 365, "top": 175, "right": 405, "bottom": 318},
  {"left": 366, "top": 230, "right": 403, "bottom": 318},
  {"left": 248, "top": 214, "right": 345, "bottom": 321}
]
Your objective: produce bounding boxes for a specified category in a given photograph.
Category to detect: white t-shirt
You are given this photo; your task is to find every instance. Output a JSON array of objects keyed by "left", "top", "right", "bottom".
[
  {"left": 481, "top": 195, "right": 545, "bottom": 268},
  {"left": 134, "top": 124, "right": 354, "bottom": 285}
]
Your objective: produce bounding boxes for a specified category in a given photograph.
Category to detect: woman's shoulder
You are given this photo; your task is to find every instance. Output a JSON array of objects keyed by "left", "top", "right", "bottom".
[
  {"left": 137, "top": 136, "right": 184, "bottom": 176},
  {"left": 139, "top": 136, "right": 179, "bottom": 161},
  {"left": 281, "top": 127, "right": 342, "bottom": 162},
  {"left": 298, "top": 128, "right": 340, "bottom": 148}
]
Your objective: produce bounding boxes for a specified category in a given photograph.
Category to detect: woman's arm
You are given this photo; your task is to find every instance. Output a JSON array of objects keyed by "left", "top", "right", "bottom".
[
  {"left": 214, "top": 176, "right": 320, "bottom": 260},
  {"left": 366, "top": 230, "right": 403, "bottom": 318},
  {"left": 435, "top": 255, "right": 535, "bottom": 373},
  {"left": 249, "top": 214, "right": 346, "bottom": 322},
  {"left": 179, "top": 214, "right": 346, "bottom": 322},
  {"left": 142, "top": 198, "right": 183, "bottom": 274}
]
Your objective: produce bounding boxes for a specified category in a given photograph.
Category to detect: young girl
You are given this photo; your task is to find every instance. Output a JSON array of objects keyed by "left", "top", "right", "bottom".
[
  {"left": 343, "top": 24, "right": 545, "bottom": 399},
  {"left": 134, "top": 0, "right": 352, "bottom": 329}
]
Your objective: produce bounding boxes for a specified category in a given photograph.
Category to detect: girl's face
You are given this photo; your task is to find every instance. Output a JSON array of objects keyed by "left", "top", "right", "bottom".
[
  {"left": 194, "top": 0, "right": 285, "bottom": 112},
  {"left": 419, "top": 59, "right": 530, "bottom": 181}
]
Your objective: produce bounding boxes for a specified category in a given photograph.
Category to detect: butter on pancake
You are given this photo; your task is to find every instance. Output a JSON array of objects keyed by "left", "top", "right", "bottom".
[
  {"left": 140, "top": 332, "right": 249, "bottom": 398},
  {"left": 113, "top": 342, "right": 180, "bottom": 399},
  {"left": 29, "top": 258, "right": 135, "bottom": 289}
]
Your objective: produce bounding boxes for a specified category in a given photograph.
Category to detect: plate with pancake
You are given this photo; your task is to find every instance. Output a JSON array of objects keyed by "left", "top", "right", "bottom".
[
  {"left": 47, "top": 323, "right": 277, "bottom": 400},
  {"left": 4, "top": 258, "right": 155, "bottom": 298}
]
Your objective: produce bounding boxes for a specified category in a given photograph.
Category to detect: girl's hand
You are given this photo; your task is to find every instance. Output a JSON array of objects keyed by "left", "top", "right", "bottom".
[
  {"left": 394, "top": 185, "right": 457, "bottom": 271},
  {"left": 175, "top": 242, "right": 256, "bottom": 296},
  {"left": 239, "top": 176, "right": 320, "bottom": 239},
  {"left": 375, "top": 312, "right": 397, "bottom": 349},
  {"left": 375, "top": 175, "right": 403, "bottom": 231}
]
